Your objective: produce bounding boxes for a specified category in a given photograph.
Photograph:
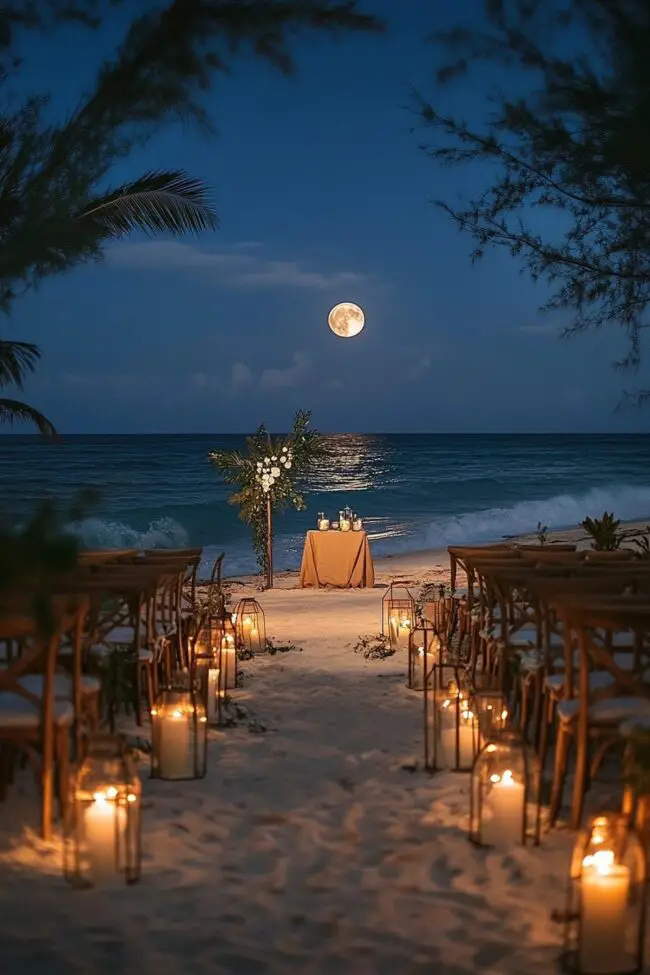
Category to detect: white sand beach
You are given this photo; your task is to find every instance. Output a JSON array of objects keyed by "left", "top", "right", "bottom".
[{"left": 0, "top": 523, "right": 644, "bottom": 974}]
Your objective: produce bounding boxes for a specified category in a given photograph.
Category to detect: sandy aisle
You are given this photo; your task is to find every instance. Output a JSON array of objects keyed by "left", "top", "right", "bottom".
[{"left": 0, "top": 576, "right": 577, "bottom": 975}]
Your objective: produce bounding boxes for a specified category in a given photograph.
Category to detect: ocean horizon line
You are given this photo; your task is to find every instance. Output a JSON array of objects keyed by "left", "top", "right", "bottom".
[{"left": 2, "top": 430, "right": 650, "bottom": 439}]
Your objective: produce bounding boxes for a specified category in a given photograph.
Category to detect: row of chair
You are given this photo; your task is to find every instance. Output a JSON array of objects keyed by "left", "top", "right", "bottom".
[
  {"left": 446, "top": 542, "right": 650, "bottom": 830},
  {"left": 0, "top": 546, "right": 226, "bottom": 839}
]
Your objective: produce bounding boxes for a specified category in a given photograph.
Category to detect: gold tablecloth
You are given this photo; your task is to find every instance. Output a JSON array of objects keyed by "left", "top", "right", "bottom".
[{"left": 299, "top": 529, "right": 375, "bottom": 589}]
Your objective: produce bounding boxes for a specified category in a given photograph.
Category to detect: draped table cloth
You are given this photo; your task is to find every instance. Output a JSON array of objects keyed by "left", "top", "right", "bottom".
[{"left": 299, "top": 529, "right": 375, "bottom": 589}]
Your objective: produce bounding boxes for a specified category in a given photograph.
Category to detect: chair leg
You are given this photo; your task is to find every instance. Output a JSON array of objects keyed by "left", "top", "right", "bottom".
[
  {"left": 549, "top": 724, "right": 573, "bottom": 826},
  {"left": 56, "top": 726, "right": 70, "bottom": 821},
  {"left": 143, "top": 663, "right": 155, "bottom": 716},
  {"left": 571, "top": 724, "right": 590, "bottom": 831},
  {"left": 134, "top": 663, "right": 143, "bottom": 727}
]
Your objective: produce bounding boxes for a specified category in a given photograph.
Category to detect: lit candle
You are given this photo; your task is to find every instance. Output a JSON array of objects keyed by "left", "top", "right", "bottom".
[
  {"left": 352, "top": 518, "right": 362, "bottom": 531},
  {"left": 220, "top": 638, "right": 237, "bottom": 689},
  {"left": 414, "top": 646, "right": 425, "bottom": 688},
  {"left": 388, "top": 615, "right": 398, "bottom": 645},
  {"left": 207, "top": 667, "right": 221, "bottom": 723},
  {"left": 84, "top": 790, "right": 126, "bottom": 883},
  {"left": 157, "top": 708, "right": 191, "bottom": 779},
  {"left": 579, "top": 851, "right": 630, "bottom": 974},
  {"left": 340, "top": 518, "right": 351, "bottom": 532},
  {"left": 481, "top": 769, "right": 525, "bottom": 847},
  {"left": 439, "top": 699, "right": 475, "bottom": 768},
  {"left": 397, "top": 614, "right": 411, "bottom": 647}
]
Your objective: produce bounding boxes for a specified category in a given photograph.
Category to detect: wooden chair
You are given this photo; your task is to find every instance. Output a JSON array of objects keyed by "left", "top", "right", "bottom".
[
  {"left": 0, "top": 597, "right": 88, "bottom": 839},
  {"left": 546, "top": 596, "right": 650, "bottom": 828}
]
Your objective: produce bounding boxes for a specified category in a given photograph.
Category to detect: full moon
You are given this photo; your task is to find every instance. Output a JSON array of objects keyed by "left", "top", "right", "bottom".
[{"left": 328, "top": 301, "right": 365, "bottom": 338}]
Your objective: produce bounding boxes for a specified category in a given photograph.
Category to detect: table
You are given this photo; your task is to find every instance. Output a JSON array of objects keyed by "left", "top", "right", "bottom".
[{"left": 299, "top": 530, "right": 375, "bottom": 589}]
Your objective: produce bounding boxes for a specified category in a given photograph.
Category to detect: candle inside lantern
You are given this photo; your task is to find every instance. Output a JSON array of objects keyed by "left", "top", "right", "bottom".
[
  {"left": 388, "top": 615, "right": 398, "bottom": 645},
  {"left": 352, "top": 518, "right": 362, "bottom": 531},
  {"left": 206, "top": 667, "right": 222, "bottom": 723},
  {"left": 220, "top": 636, "right": 237, "bottom": 689},
  {"left": 481, "top": 769, "right": 525, "bottom": 847},
  {"left": 579, "top": 850, "right": 630, "bottom": 975},
  {"left": 439, "top": 696, "right": 475, "bottom": 768},
  {"left": 84, "top": 789, "right": 126, "bottom": 883},
  {"left": 340, "top": 518, "right": 351, "bottom": 532},
  {"left": 154, "top": 706, "right": 205, "bottom": 779}
]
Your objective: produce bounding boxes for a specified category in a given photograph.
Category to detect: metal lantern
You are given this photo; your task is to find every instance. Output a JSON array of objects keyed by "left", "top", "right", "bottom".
[
  {"left": 424, "top": 661, "right": 476, "bottom": 772},
  {"left": 420, "top": 583, "right": 448, "bottom": 633},
  {"left": 382, "top": 582, "right": 416, "bottom": 649},
  {"left": 151, "top": 683, "right": 208, "bottom": 780},
  {"left": 560, "top": 814, "right": 647, "bottom": 975},
  {"left": 408, "top": 624, "right": 440, "bottom": 690},
  {"left": 469, "top": 730, "right": 540, "bottom": 848},
  {"left": 471, "top": 687, "right": 510, "bottom": 753},
  {"left": 232, "top": 598, "right": 266, "bottom": 655},
  {"left": 193, "top": 638, "right": 225, "bottom": 727},
  {"left": 193, "top": 616, "right": 238, "bottom": 692},
  {"left": 64, "top": 733, "right": 141, "bottom": 888}
]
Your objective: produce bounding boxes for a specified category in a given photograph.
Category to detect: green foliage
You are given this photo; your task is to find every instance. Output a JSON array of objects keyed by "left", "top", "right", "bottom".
[
  {"left": 535, "top": 521, "right": 549, "bottom": 545},
  {"left": 581, "top": 511, "right": 622, "bottom": 551},
  {"left": 0, "top": 340, "right": 56, "bottom": 435},
  {"left": 0, "top": 489, "right": 98, "bottom": 631},
  {"left": 209, "top": 409, "right": 327, "bottom": 582},
  {"left": 415, "top": 582, "right": 447, "bottom": 623},
  {"left": 416, "top": 0, "right": 650, "bottom": 404},
  {"left": 353, "top": 632, "right": 397, "bottom": 660}
]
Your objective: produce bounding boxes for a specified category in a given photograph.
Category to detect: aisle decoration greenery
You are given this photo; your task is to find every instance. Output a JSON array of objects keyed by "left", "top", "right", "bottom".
[{"left": 209, "top": 410, "right": 326, "bottom": 588}]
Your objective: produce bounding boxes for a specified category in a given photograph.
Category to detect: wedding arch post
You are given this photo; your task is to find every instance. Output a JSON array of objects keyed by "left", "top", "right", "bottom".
[
  {"left": 209, "top": 410, "right": 326, "bottom": 591},
  {"left": 265, "top": 493, "right": 273, "bottom": 589}
]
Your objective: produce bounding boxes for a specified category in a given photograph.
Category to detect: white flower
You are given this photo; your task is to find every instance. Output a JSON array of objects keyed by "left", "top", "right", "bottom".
[
  {"left": 281, "top": 446, "right": 287, "bottom": 453},
  {"left": 285, "top": 461, "right": 292, "bottom": 469},
  {"left": 271, "top": 466, "right": 280, "bottom": 477},
  {"left": 264, "top": 456, "right": 270, "bottom": 463},
  {"left": 271, "top": 455, "right": 277, "bottom": 461},
  {"left": 268, "top": 475, "right": 275, "bottom": 485},
  {"left": 256, "top": 462, "right": 262, "bottom": 470},
  {"left": 263, "top": 484, "right": 270, "bottom": 493}
]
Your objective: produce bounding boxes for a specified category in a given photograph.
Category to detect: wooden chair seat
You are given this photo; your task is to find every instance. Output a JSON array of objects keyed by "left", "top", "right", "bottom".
[
  {"left": 557, "top": 695, "right": 650, "bottom": 725},
  {"left": 0, "top": 693, "right": 74, "bottom": 728},
  {"left": 18, "top": 673, "right": 101, "bottom": 697}
]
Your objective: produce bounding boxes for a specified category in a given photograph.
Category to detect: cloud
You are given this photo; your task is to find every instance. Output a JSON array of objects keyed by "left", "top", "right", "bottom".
[
  {"left": 231, "top": 362, "right": 252, "bottom": 388},
  {"left": 107, "top": 240, "right": 367, "bottom": 292},
  {"left": 260, "top": 352, "right": 311, "bottom": 390},
  {"left": 405, "top": 355, "right": 431, "bottom": 381}
]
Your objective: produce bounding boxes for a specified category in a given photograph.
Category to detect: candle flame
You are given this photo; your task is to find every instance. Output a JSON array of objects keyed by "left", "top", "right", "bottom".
[
  {"left": 491, "top": 769, "right": 515, "bottom": 786},
  {"left": 501, "top": 709, "right": 509, "bottom": 720},
  {"left": 127, "top": 793, "right": 137, "bottom": 803},
  {"left": 583, "top": 849, "right": 616, "bottom": 875},
  {"left": 486, "top": 744, "right": 497, "bottom": 753}
]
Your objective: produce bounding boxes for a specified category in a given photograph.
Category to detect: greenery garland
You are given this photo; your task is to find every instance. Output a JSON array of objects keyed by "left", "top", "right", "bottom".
[{"left": 209, "top": 409, "right": 326, "bottom": 587}]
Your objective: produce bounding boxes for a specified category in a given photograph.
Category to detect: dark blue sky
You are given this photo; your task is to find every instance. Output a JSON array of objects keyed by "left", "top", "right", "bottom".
[{"left": 7, "top": 0, "right": 647, "bottom": 434}]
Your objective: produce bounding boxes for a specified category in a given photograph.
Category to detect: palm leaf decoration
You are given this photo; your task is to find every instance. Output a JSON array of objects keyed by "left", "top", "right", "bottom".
[
  {"left": 0, "top": 398, "right": 58, "bottom": 437},
  {"left": 78, "top": 170, "right": 219, "bottom": 238},
  {"left": 0, "top": 340, "right": 41, "bottom": 389}
]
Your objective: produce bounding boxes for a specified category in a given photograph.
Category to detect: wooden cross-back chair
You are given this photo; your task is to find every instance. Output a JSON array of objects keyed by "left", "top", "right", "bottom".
[
  {"left": 0, "top": 596, "right": 88, "bottom": 839},
  {"left": 539, "top": 593, "right": 650, "bottom": 829}
]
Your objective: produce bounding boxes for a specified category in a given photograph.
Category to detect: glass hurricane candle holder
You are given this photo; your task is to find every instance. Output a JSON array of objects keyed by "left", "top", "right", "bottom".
[
  {"left": 339, "top": 517, "right": 351, "bottom": 532},
  {"left": 424, "top": 661, "right": 476, "bottom": 771},
  {"left": 408, "top": 624, "right": 440, "bottom": 690},
  {"left": 318, "top": 517, "right": 330, "bottom": 531},
  {"left": 193, "top": 640, "right": 225, "bottom": 727},
  {"left": 64, "top": 733, "right": 141, "bottom": 888},
  {"left": 560, "top": 814, "right": 647, "bottom": 975},
  {"left": 193, "top": 618, "right": 238, "bottom": 692},
  {"left": 151, "top": 684, "right": 208, "bottom": 780},
  {"left": 382, "top": 583, "right": 416, "bottom": 649},
  {"left": 232, "top": 597, "right": 266, "bottom": 655},
  {"left": 471, "top": 687, "right": 510, "bottom": 753},
  {"left": 469, "top": 731, "right": 540, "bottom": 848}
]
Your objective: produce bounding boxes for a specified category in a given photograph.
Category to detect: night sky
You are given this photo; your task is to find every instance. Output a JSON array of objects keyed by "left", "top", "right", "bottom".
[{"left": 7, "top": 1, "right": 647, "bottom": 434}]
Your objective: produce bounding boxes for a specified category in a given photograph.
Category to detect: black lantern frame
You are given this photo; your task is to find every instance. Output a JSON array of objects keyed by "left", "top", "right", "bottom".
[
  {"left": 382, "top": 582, "right": 416, "bottom": 649},
  {"left": 408, "top": 624, "right": 439, "bottom": 690},
  {"left": 64, "top": 733, "right": 142, "bottom": 888},
  {"left": 423, "top": 659, "right": 476, "bottom": 772},
  {"left": 469, "top": 730, "right": 540, "bottom": 848},
  {"left": 150, "top": 679, "right": 208, "bottom": 781},
  {"left": 192, "top": 637, "right": 226, "bottom": 728},
  {"left": 232, "top": 597, "right": 266, "bottom": 655},
  {"left": 560, "top": 813, "right": 647, "bottom": 975}
]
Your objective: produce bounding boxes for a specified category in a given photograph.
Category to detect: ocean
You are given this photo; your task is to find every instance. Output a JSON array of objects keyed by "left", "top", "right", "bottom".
[{"left": 3, "top": 433, "right": 650, "bottom": 577}]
